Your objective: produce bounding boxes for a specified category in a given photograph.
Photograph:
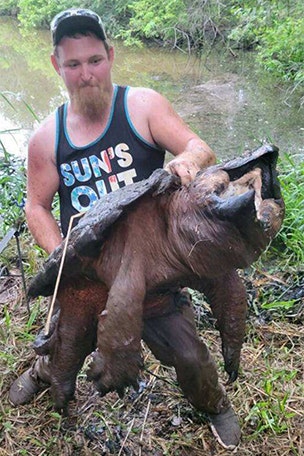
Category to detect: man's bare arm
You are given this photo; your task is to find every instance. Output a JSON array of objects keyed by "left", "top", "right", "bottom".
[
  {"left": 128, "top": 88, "right": 216, "bottom": 184},
  {"left": 25, "top": 118, "right": 62, "bottom": 254}
]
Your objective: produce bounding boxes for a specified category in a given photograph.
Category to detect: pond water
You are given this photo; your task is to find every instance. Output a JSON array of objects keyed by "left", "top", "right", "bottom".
[{"left": 0, "top": 16, "right": 303, "bottom": 161}]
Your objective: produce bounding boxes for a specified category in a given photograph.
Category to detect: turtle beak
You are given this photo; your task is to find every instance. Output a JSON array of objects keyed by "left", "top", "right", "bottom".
[{"left": 211, "top": 189, "right": 256, "bottom": 221}]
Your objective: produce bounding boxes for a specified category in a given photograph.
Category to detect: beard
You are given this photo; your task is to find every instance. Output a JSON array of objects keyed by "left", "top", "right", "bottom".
[{"left": 71, "top": 83, "right": 111, "bottom": 121}]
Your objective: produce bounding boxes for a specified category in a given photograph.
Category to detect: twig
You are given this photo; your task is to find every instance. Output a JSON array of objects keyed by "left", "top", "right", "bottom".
[
  {"left": 44, "top": 212, "right": 84, "bottom": 335},
  {"left": 139, "top": 398, "right": 151, "bottom": 456},
  {"left": 253, "top": 268, "right": 288, "bottom": 285},
  {"left": 118, "top": 417, "right": 135, "bottom": 456}
]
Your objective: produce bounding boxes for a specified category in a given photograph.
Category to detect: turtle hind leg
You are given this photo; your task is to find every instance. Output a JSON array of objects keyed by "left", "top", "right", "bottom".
[{"left": 50, "top": 278, "right": 108, "bottom": 412}]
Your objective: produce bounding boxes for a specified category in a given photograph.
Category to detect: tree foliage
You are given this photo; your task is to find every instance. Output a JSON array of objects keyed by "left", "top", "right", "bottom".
[
  {"left": 257, "top": 17, "right": 304, "bottom": 85},
  {"left": 120, "top": 0, "right": 231, "bottom": 51},
  {"left": 228, "top": 1, "right": 304, "bottom": 85},
  {"left": 119, "top": 0, "right": 187, "bottom": 47}
]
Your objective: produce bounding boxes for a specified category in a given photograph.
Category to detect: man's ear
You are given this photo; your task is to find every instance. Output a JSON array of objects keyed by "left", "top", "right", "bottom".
[
  {"left": 108, "top": 46, "right": 115, "bottom": 66},
  {"left": 51, "top": 54, "right": 61, "bottom": 75}
]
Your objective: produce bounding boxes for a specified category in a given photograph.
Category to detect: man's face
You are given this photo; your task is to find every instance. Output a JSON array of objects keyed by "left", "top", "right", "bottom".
[{"left": 51, "top": 34, "right": 114, "bottom": 119}]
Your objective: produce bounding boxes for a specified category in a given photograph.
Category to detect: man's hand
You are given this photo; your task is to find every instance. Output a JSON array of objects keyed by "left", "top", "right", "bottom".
[
  {"left": 164, "top": 139, "right": 216, "bottom": 185},
  {"left": 165, "top": 155, "right": 200, "bottom": 185}
]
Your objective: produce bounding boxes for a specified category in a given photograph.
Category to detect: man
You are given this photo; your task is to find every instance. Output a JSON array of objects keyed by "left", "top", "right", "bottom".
[{"left": 9, "top": 9, "right": 241, "bottom": 450}]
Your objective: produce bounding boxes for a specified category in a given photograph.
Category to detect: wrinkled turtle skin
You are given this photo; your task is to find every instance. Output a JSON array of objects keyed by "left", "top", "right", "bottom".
[{"left": 29, "top": 144, "right": 284, "bottom": 413}]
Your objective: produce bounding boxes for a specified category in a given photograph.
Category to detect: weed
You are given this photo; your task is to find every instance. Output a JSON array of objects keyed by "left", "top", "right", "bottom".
[
  {"left": 261, "top": 299, "right": 296, "bottom": 311},
  {"left": 244, "top": 357, "right": 299, "bottom": 438},
  {"left": 0, "top": 148, "right": 26, "bottom": 237},
  {"left": 274, "top": 154, "right": 304, "bottom": 265}
]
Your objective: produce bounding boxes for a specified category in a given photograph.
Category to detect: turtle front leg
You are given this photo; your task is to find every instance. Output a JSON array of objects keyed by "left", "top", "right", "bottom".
[
  {"left": 87, "top": 273, "right": 145, "bottom": 397},
  {"left": 198, "top": 270, "right": 247, "bottom": 383}
]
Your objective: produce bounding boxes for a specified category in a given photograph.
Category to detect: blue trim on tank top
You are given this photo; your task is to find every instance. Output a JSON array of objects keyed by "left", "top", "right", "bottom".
[
  {"left": 55, "top": 108, "right": 60, "bottom": 158},
  {"left": 124, "top": 86, "right": 161, "bottom": 150},
  {"left": 62, "top": 84, "right": 119, "bottom": 150}
]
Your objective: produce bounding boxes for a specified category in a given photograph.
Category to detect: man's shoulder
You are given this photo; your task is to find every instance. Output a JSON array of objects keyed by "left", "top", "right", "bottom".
[
  {"left": 28, "top": 110, "right": 58, "bottom": 155},
  {"left": 30, "top": 111, "right": 57, "bottom": 142},
  {"left": 127, "top": 86, "right": 167, "bottom": 110},
  {"left": 128, "top": 86, "right": 161, "bottom": 98}
]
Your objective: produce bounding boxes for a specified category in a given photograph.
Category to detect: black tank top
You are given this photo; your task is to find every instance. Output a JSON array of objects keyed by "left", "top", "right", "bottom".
[{"left": 56, "top": 85, "right": 165, "bottom": 236}]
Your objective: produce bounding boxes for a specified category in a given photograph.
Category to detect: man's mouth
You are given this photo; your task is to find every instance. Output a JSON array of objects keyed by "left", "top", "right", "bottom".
[{"left": 80, "top": 83, "right": 97, "bottom": 89}]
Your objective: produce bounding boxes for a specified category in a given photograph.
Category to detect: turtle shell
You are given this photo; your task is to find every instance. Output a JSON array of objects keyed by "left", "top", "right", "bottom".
[{"left": 28, "top": 169, "right": 180, "bottom": 298}]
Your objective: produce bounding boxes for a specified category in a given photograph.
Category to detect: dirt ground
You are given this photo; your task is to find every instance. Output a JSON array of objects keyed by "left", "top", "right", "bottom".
[{"left": 0, "top": 268, "right": 303, "bottom": 456}]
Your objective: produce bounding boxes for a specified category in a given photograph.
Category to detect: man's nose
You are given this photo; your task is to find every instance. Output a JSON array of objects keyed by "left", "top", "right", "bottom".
[{"left": 81, "top": 64, "right": 92, "bottom": 81}]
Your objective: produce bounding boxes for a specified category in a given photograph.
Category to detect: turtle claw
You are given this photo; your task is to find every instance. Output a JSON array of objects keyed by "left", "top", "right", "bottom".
[
  {"left": 87, "top": 348, "right": 143, "bottom": 398},
  {"left": 226, "top": 370, "right": 238, "bottom": 385},
  {"left": 117, "top": 387, "right": 125, "bottom": 399}
]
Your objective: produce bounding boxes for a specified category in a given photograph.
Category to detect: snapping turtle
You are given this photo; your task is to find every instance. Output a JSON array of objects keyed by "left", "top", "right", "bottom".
[{"left": 28, "top": 143, "right": 284, "bottom": 412}]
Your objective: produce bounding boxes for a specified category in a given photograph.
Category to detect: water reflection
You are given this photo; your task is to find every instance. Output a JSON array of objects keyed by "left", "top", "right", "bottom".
[{"left": 0, "top": 17, "right": 303, "bottom": 159}]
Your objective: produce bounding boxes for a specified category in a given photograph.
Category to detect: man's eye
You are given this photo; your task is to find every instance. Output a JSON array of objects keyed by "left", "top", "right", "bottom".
[
  {"left": 68, "top": 62, "right": 79, "bottom": 68},
  {"left": 92, "top": 58, "right": 102, "bottom": 65}
]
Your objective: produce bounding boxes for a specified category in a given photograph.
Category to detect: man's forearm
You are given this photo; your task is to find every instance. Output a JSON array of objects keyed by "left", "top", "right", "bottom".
[
  {"left": 25, "top": 205, "right": 62, "bottom": 254},
  {"left": 182, "top": 138, "right": 216, "bottom": 168}
]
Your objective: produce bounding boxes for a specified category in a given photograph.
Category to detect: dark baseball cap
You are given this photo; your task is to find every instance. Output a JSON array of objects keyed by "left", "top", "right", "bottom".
[{"left": 51, "top": 8, "right": 107, "bottom": 46}]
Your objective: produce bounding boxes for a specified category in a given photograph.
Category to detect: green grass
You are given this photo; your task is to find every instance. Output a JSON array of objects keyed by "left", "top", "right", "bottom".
[
  {"left": 245, "top": 367, "right": 297, "bottom": 435},
  {"left": 275, "top": 154, "right": 304, "bottom": 265}
]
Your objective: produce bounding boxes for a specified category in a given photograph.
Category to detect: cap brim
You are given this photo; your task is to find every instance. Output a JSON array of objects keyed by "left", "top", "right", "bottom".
[{"left": 53, "top": 16, "right": 106, "bottom": 45}]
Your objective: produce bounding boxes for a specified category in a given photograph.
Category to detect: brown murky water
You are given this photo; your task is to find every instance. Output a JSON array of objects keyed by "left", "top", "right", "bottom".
[{"left": 0, "top": 16, "right": 303, "bottom": 160}]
